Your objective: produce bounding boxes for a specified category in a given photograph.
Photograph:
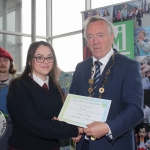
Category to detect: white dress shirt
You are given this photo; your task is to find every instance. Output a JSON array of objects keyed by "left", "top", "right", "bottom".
[{"left": 92, "top": 48, "right": 114, "bottom": 139}]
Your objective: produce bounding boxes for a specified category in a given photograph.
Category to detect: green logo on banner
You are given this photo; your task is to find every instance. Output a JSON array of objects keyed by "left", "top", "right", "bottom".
[
  {"left": 114, "top": 26, "right": 123, "bottom": 50},
  {"left": 113, "top": 20, "right": 134, "bottom": 59}
]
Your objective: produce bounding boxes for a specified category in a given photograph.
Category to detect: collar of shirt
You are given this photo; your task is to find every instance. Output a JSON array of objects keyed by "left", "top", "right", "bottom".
[
  {"left": 30, "top": 73, "right": 49, "bottom": 89},
  {"left": 92, "top": 48, "right": 114, "bottom": 74}
]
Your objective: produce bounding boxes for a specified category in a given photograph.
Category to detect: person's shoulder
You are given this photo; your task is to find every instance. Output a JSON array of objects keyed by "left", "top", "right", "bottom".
[
  {"left": 74, "top": 57, "right": 92, "bottom": 72},
  {"left": 78, "top": 57, "right": 92, "bottom": 66},
  {"left": 116, "top": 53, "right": 139, "bottom": 67},
  {"left": 117, "top": 53, "right": 136, "bottom": 62},
  {"left": 9, "top": 75, "right": 31, "bottom": 89}
]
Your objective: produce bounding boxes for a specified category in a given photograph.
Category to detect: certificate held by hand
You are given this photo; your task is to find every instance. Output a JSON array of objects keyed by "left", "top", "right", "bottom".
[{"left": 58, "top": 94, "right": 111, "bottom": 127}]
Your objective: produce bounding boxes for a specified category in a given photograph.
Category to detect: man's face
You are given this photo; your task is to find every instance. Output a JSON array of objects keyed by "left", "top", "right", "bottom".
[
  {"left": 0, "top": 57, "right": 10, "bottom": 74},
  {"left": 86, "top": 20, "right": 114, "bottom": 60}
]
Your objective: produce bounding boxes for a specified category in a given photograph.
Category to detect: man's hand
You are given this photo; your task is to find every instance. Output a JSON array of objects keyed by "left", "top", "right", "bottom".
[{"left": 83, "top": 121, "right": 109, "bottom": 139}]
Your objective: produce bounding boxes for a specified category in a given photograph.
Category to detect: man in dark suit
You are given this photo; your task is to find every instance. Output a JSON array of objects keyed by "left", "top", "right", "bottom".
[{"left": 70, "top": 16, "right": 144, "bottom": 150}]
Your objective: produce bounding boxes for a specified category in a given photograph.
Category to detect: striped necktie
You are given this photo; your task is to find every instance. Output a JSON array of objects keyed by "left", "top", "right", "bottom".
[{"left": 91, "top": 61, "right": 102, "bottom": 96}]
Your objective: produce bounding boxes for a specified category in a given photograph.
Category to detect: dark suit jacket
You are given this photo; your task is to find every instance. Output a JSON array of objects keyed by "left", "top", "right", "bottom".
[{"left": 69, "top": 51, "right": 144, "bottom": 150}]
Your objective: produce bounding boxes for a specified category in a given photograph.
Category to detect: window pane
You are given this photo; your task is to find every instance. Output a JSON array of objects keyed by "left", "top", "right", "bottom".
[
  {"left": 22, "top": 0, "right": 31, "bottom": 34},
  {"left": 92, "top": 0, "right": 134, "bottom": 8},
  {"left": 0, "top": 33, "right": 22, "bottom": 72},
  {"left": 22, "top": 38, "right": 46, "bottom": 70},
  {"left": 0, "top": 0, "right": 22, "bottom": 32},
  {"left": 53, "top": 34, "right": 83, "bottom": 72},
  {"left": 52, "top": 0, "right": 85, "bottom": 35},
  {"left": 22, "top": 37, "right": 31, "bottom": 69},
  {"left": 36, "top": 38, "right": 46, "bottom": 42},
  {"left": 36, "top": 0, "right": 46, "bottom": 36}
]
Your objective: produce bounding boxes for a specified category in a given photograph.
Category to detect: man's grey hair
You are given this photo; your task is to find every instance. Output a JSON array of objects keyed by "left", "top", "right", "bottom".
[{"left": 83, "top": 16, "right": 114, "bottom": 39}]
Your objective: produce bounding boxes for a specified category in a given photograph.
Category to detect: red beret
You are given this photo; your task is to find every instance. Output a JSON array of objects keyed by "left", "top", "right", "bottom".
[{"left": 0, "top": 47, "right": 13, "bottom": 62}]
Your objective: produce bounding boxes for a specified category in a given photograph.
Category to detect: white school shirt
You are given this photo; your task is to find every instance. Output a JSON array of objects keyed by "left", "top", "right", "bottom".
[{"left": 31, "top": 73, "right": 49, "bottom": 89}]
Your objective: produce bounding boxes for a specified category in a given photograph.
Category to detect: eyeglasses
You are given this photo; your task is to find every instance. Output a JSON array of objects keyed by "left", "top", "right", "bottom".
[{"left": 33, "top": 56, "right": 54, "bottom": 63}]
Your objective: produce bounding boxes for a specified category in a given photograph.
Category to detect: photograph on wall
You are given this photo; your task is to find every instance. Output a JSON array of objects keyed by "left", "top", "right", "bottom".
[
  {"left": 97, "top": 7, "right": 113, "bottom": 23},
  {"left": 134, "top": 87, "right": 150, "bottom": 150},
  {"left": 135, "top": 123, "right": 150, "bottom": 150},
  {"left": 135, "top": 56, "right": 150, "bottom": 89},
  {"left": 113, "top": 0, "right": 150, "bottom": 29},
  {"left": 113, "top": 1, "right": 141, "bottom": 24},
  {"left": 134, "top": 56, "right": 150, "bottom": 149},
  {"left": 83, "top": 7, "right": 113, "bottom": 22},
  {"left": 84, "top": 10, "right": 97, "bottom": 20},
  {"left": 134, "top": 27, "right": 150, "bottom": 56}
]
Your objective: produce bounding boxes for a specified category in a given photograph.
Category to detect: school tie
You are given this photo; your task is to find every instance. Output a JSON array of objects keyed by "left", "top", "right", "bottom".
[
  {"left": 91, "top": 61, "right": 102, "bottom": 96},
  {"left": 42, "top": 83, "right": 48, "bottom": 91}
]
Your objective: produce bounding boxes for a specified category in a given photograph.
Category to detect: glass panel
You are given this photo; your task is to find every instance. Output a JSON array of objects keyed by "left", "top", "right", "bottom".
[
  {"left": 22, "top": 0, "right": 31, "bottom": 34},
  {"left": 0, "top": 0, "right": 22, "bottom": 32},
  {"left": 22, "top": 36, "right": 31, "bottom": 70},
  {"left": 52, "top": 0, "right": 85, "bottom": 35},
  {"left": 53, "top": 34, "right": 83, "bottom": 72},
  {"left": 36, "top": 38, "right": 46, "bottom": 42},
  {"left": 0, "top": 33, "right": 22, "bottom": 73},
  {"left": 36, "top": 0, "right": 46, "bottom": 36},
  {"left": 22, "top": 38, "right": 47, "bottom": 71}
]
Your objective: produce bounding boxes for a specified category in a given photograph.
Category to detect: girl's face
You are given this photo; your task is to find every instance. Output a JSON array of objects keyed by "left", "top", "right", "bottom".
[
  {"left": 32, "top": 45, "right": 54, "bottom": 81},
  {"left": 139, "top": 128, "right": 146, "bottom": 137},
  {"left": 138, "top": 32, "right": 145, "bottom": 41}
]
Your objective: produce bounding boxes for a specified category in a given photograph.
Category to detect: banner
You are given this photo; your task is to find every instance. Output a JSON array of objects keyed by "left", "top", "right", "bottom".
[{"left": 81, "top": 0, "right": 150, "bottom": 149}]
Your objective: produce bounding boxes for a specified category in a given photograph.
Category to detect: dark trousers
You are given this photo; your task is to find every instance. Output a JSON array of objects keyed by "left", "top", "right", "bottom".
[
  {"left": 82, "top": 140, "right": 89, "bottom": 150},
  {"left": 137, "top": 18, "right": 141, "bottom": 26}
]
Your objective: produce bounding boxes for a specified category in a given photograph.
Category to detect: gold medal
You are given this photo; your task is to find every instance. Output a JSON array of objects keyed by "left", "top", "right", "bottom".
[
  {"left": 88, "top": 79, "right": 94, "bottom": 85},
  {"left": 99, "top": 88, "right": 104, "bottom": 93},
  {"left": 91, "top": 136, "right": 96, "bottom": 140},
  {"left": 88, "top": 88, "right": 93, "bottom": 93},
  {"left": 88, "top": 52, "right": 117, "bottom": 99}
]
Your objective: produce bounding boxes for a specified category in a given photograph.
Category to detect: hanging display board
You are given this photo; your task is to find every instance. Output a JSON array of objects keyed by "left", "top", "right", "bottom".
[{"left": 81, "top": 0, "right": 150, "bottom": 149}]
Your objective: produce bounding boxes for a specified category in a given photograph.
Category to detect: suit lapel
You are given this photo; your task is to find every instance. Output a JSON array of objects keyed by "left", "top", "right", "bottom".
[
  {"left": 82, "top": 57, "right": 93, "bottom": 96},
  {"left": 93, "top": 51, "right": 119, "bottom": 97}
]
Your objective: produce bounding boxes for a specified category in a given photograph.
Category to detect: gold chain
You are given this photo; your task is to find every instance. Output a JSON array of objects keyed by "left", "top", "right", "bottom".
[{"left": 88, "top": 52, "right": 118, "bottom": 98}]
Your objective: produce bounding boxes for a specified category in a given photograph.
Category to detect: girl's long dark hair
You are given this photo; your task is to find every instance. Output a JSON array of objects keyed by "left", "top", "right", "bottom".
[{"left": 12, "top": 41, "right": 65, "bottom": 102}]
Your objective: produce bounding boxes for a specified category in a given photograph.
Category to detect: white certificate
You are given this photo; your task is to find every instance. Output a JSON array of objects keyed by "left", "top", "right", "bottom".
[{"left": 58, "top": 94, "right": 111, "bottom": 127}]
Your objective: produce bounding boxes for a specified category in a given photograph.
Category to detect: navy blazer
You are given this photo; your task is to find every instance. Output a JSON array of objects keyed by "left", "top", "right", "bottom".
[{"left": 69, "top": 51, "right": 144, "bottom": 150}]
